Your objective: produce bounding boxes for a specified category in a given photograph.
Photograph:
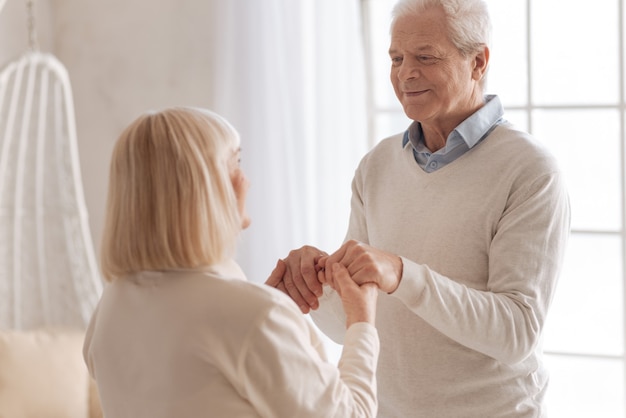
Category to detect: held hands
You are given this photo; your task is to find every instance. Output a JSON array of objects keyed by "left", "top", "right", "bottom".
[{"left": 265, "top": 240, "right": 403, "bottom": 314}]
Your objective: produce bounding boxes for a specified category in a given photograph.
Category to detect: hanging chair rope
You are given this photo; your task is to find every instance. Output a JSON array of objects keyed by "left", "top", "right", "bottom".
[{"left": 26, "top": 0, "right": 39, "bottom": 52}]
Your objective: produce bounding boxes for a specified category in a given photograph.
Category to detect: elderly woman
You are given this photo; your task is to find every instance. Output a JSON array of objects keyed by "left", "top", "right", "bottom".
[
  {"left": 83, "top": 107, "right": 380, "bottom": 417},
  {"left": 267, "top": 0, "right": 570, "bottom": 417}
]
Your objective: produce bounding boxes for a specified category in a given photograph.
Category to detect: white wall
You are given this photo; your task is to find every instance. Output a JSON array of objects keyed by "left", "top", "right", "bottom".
[{"left": 0, "top": 0, "right": 222, "bottom": 259}]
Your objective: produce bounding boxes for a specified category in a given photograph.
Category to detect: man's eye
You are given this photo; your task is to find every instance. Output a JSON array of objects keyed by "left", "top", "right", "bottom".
[
  {"left": 391, "top": 57, "right": 403, "bottom": 66},
  {"left": 418, "top": 55, "right": 437, "bottom": 64}
]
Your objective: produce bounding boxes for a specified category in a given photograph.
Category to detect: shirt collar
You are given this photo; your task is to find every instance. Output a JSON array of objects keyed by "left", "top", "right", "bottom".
[{"left": 402, "top": 94, "right": 504, "bottom": 151}]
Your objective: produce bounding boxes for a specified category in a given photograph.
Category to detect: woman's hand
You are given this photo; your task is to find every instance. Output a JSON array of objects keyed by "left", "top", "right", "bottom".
[
  {"left": 265, "top": 246, "right": 327, "bottom": 313},
  {"left": 331, "top": 263, "right": 378, "bottom": 327}
]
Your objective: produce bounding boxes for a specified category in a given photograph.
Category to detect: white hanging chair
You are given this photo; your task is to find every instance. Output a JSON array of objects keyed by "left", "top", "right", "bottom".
[{"left": 0, "top": 14, "right": 102, "bottom": 330}]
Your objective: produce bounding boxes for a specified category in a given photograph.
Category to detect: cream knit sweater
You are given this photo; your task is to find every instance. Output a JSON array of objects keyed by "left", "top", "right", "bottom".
[
  {"left": 312, "top": 122, "right": 571, "bottom": 418},
  {"left": 84, "top": 261, "right": 380, "bottom": 418}
]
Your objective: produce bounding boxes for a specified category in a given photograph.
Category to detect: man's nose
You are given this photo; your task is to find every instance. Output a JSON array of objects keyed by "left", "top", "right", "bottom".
[{"left": 396, "top": 59, "right": 420, "bottom": 81}]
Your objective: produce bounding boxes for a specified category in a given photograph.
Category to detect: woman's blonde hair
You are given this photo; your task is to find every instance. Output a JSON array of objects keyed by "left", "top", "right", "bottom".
[{"left": 100, "top": 107, "right": 242, "bottom": 281}]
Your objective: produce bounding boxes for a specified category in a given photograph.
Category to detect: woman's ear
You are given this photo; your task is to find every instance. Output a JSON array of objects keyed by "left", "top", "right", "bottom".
[{"left": 230, "top": 167, "right": 251, "bottom": 229}]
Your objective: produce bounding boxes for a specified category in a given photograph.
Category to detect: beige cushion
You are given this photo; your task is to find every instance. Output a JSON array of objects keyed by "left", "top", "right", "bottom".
[{"left": 0, "top": 328, "right": 94, "bottom": 418}]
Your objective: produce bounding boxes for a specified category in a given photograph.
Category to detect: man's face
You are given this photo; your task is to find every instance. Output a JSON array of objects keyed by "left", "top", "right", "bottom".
[{"left": 389, "top": 7, "right": 483, "bottom": 130}]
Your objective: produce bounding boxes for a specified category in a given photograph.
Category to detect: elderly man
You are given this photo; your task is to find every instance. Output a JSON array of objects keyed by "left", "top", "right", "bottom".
[{"left": 266, "top": 0, "right": 570, "bottom": 416}]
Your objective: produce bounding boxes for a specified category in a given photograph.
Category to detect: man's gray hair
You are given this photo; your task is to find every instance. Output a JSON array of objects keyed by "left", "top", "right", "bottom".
[{"left": 390, "top": 0, "right": 492, "bottom": 56}]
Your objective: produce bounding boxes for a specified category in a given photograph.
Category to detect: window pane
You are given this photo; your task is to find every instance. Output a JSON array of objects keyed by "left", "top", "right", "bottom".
[
  {"left": 544, "top": 355, "right": 625, "bottom": 418},
  {"left": 531, "top": 0, "right": 619, "bottom": 105},
  {"left": 532, "top": 109, "right": 621, "bottom": 231},
  {"left": 484, "top": 0, "right": 527, "bottom": 106},
  {"left": 543, "top": 233, "right": 624, "bottom": 356}
]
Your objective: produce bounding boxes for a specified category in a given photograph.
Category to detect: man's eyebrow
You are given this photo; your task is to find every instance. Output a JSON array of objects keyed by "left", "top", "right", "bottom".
[{"left": 389, "top": 45, "right": 438, "bottom": 55}]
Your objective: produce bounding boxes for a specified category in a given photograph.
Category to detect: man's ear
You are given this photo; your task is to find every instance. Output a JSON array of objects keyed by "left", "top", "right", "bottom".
[{"left": 472, "top": 45, "right": 490, "bottom": 81}]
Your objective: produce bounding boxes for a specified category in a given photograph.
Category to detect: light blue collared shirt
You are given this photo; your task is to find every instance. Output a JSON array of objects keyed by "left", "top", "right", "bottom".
[{"left": 402, "top": 94, "right": 504, "bottom": 172}]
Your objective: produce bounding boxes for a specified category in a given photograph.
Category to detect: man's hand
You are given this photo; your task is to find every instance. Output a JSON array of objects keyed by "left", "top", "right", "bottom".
[{"left": 319, "top": 240, "right": 403, "bottom": 294}]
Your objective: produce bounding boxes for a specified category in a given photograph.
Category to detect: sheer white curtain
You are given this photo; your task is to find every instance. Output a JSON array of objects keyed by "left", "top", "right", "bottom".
[{"left": 207, "top": 0, "right": 368, "bottom": 283}]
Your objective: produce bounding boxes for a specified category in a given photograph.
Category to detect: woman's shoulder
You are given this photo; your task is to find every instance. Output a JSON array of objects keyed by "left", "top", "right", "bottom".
[
  {"left": 221, "top": 277, "right": 300, "bottom": 309},
  {"left": 187, "top": 271, "right": 303, "bottom": 319}
]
